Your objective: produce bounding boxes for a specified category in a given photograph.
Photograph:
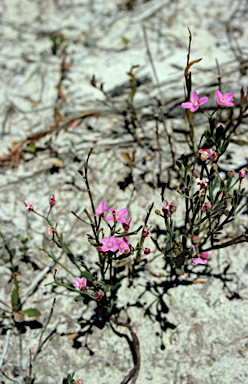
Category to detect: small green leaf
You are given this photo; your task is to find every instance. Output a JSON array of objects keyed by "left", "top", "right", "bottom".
[
  {"left": 20, "top": 308, "right": 41, "bottom": 317},
  {"left": 81, "top": 271, "right": 93, "bottom": 282},
  {"left": 102, "top": 284, "right": 112, "bottom": 293},
  {"left": 9, "top": 249, "right": 16, "bottom": 259},
  {"left": 226, "top": 177, "right": 232, "bottom": 192},
  {"left": 20, "top": 237, "right": 29, "bottom": 244},
  {"left": 74, "top": 295, "right": 85, "bottom": 301},
  {"left": 175, "top": 230, "right": 180, "bottom": 239},
  {"left": 11, "top": 289, "right": 18, "bottom": 305}
]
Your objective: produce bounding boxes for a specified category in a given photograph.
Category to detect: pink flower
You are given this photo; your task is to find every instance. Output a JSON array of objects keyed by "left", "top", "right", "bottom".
[
  {"left": 201, "top": 201, "right": 212, "bottom": 212},
  {"left": 162, "top": 200, "right": 170, "bottom": 212},
  {"left": 181, "top": 91, "right": 208, "bottom": 112},
  {"left": 92, "top": 201, "right": 107, "bottom": 217},
  {"left": 25, "top": 200, "right": 33, "bottom": 212},
  {"left": 122, "top": 217, "right": 132, "bottom": 230},
  {"left": 73, "top": 277, "right": 87, "bottom": 291},
  {"left": 106, "top": 208, "right": 127, "bottom": 223},
  {"left": 95, "top": 291, "right": 103, "bottom": 301},
  {"left": 209, "top": 149, "right": 218, "bottom": 162},
  {"left": 192, "top": 252, "right": 209, "bottom": 265},
  {"left": 143, "top": 225, "right": 150, "bottom": 237},
  {"left": 116, "top": 238, "right": 129, "bottom": 253},
  {"left": 191, "top": 245, "right": 196, "bottom": 256},
  {"left": 196, "top": 178, "right": 209, "bottom": 190},
  {"left": 239, "top": 168, "right": 246, "bottom": 179},
  {"left": 215, "top": 90, "right": 234, "bottom": 107},
  {"left": 198, "top": 149, "right": 209, "bottom": 161},
  {"left": 49, "top": 194, "right": 56, "bottom": 206},
  {"left": 101, "top": 236, "right": 118, "bottom": 252},
  {"left": 47, "top": 226, "right": 57, "bottom": 235}
]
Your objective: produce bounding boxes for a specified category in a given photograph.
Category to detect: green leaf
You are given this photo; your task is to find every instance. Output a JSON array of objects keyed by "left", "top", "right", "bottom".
[
  {"left": 175, "top": 230, "right": 180, "bottom": 239},
  {"left": 234, "top": 202, "right": 247, "bottom": 216},
  {"left": 20, "top": 237, "right": 29, "bottom": 244},
  {"left": 9, "top": 249, "right": 16, "bottom": 260},
  {"left": 11, "top": 289, "right": 18, "bottom": 305},
  {"left": 215, "top": 124, "right": 224, "bottom": 142},
  {"left": 226, "top": 177, "right": 232, "bottom": 192},
  {"left": 63, "top": 373, "right": 75, "bottom": 384},
  {"left": 102, "top": 284, "right": 112, "bottom": 292},
  {"left": 74, "top": 295, "right": 85, "bottom": 301},
  {"left": 230, "top": 139, "right": 248, "bottom": 146},
  {"left": 81, "top": 271, "right": 93, "bottom": 282},
  {"left": 19, "top": 308, "right": 41, "bottom": 317}
]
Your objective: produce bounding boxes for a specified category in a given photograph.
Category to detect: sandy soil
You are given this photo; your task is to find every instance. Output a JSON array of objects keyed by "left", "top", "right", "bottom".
[{"left": 1, "top": 0, "right": 248, "bottom": 383}]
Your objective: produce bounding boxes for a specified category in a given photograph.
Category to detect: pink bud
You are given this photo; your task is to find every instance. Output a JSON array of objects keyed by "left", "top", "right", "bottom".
[
  {"left": 198, "top": 149, "right": 209, "bottom": 162},
  {"left": 200, "top": 252, "right": 209, "bottom": 260},
  {"left": 239, "top": 168, "right": 246, "bottom": 179},
  {"left": 95, "top": 291, "right": 103, "bottom": 301},
  {"left": 144, "top": 247, "right": 150, "bottom": 255},
  {"left": 93, "top": 281, "right": 97, "bottom": 287},
  {"left": 192, "top": 235, "right": 199, "bottom": 244},
  {"left": 49, "top": 194, "right": 56, "bottom": 206},
  {"left": 122, "top": 217, "right": 132, "bottom": 230},
  {"left": 97, "top": 246, "right": 103, "bottom": 252},
  {"left": 143, "top": 225, "right": 149, "bottom": 237},
  {"left": 227, "top": 170, "right": 234, "bottom": 178},
  {"left": 212, "top": 163, "right": 218, "bottom": 171}
]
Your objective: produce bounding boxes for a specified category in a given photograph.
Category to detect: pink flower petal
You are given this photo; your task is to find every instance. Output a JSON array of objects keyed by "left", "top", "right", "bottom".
[
  {"left": 215, "top": 89, "right": 222, "bottom": 100},
  {"left": 190, "top": 91, "right": 199, "bottom": 103},
  {"left": 223, "top": 92, "right": 233, "bottom": 101},
  {"left": 198, "top": 96, "right": 208, "bottom": 105},
  {"left": 192, "top": 258, "right": 208, "bottom": 265},
  {"left": 181, "top": 102, "right": 193, "bottom": 109}
]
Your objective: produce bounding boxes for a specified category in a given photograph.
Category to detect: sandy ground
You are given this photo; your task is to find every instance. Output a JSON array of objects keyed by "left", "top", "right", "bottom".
[{"left": 1, "top": 0, "right": 248, "bottom": 383}]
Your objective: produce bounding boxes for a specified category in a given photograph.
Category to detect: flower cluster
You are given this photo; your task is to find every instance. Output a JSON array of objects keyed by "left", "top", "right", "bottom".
[
  {"left": 182, "top": 90, "right": 234, "bottom": 112},
  {"left": 73, "top": 277, "right": 103, "bottom": 302},
  {"left": 161, "top": 200, "right": 177, "bottom": 216},
  {"left": 198, "top": 148, "right": 218, "bottom": 162},
  {"left": 101, "top": 236, "right": 129, "bottom": 253}
]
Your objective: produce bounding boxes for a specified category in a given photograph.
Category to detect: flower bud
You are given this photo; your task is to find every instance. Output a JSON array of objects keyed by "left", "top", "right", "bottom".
[
  {"left": 200, "top": 252, "right": 209, "bottom": 260},
  {"left": 155, "top": 209, "right": 161, "bottom": 215},
  {"left": 192, "top": 235, "right": 199, "bottom": 244},
  {"left": 49, "top": 194, "right": 56, "bottom": 206},
  {"left": 170, "top": 205, "right": 177, "bottom": 213},
  {"left": 212, "top": 163, "right": 218, "bottom": 171},
  {"left": 239, "top": 168, "right": 246, "bottom": 179},
  {"left": 198, "top": 149, "right": 209, "bottom": 162},
  {"left": 227, "top": 170, "right": 234, "bottom": 178},
  {"left": 93, "top": 281, "right": 97, "bottom": 287},
  {"left": 95, "top": 291, "right": 103, "bottom": 301},
  {"left": 144, "top": 247, "right": 150, "bottom": 255}
]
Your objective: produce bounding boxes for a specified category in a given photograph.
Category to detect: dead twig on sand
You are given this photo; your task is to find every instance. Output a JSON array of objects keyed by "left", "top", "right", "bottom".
[{"left": 110, "top": 317, "right": 140, "bottom": 384}]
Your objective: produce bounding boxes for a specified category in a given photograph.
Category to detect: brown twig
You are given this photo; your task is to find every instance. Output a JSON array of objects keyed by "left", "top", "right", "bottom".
[
  {"left": 33, "top": 298, "right": 56, "bottom": 362},
  {"left": 110, "top": 317, "right": 140, "bottom": 384}
]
